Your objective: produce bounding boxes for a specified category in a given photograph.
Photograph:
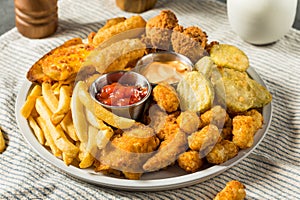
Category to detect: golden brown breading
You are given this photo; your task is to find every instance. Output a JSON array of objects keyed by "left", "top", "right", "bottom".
[
  {"left": 93, "top": 15, "right": 146, "bottom": 47},
  {"left": 143, "top": 129, "right": 188, "bottom": 172},
  {"left": 156, "top": 112, "right": 180, "bottom": 140},
  {"left": 27, "top": 38, "right": 94, "bottom": 83},
  {"left": 176, "top": 111, "right": 200, "bottom": 134},
  {"left": 221, "top": 126, "right": 233, "bottom": 140},
  {"left": 214, "top": 180, "right": 246, "bottom": 200},
  {"left": 188, "top": 124, "right": 220, "bottom": 156},
  {"left": 206, "top": 140, "right": 239, "bottom": 164},
  {"left": 177, "top": 150, "right": 204, "bottom": 173},
  {"left": 98, "top": 123, "right": 160, "bottom": 174},
  {"left": 147, "top": 104, "right": 168, "bottom": 134},
  {"left": 171, "top": 26, "right": 208, "bottom": 63},
  {"left": 244, "top": 109, "right": 263, "bottom": 131},
  {"left": 200, "top": 106, "right": 230, "bottom": 129},
  {"left": 153, "top": 83, "right": 180, "bottom": 113},
  {"left": 232, "top": 115, "right": 256, "bottom": 149},
  {"left": 146, "top": 10, "right": 178, "bottom": 50}
]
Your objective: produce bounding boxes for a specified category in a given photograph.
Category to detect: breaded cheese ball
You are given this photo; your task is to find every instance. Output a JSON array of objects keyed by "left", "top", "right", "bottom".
[
  {"left": 244, "top": 109, "right": 263, "bottom": 131},
  {"left": 153, "top": 84, "right": 179, "bottom": 113},
  {"left": 206, "top": 140, "right": 239, "bottom": 164},
  {"left": 177, "top": 150, "right": 204, "bottom": 173},
  {"left": 188, "top": 124, "right": 220, "bottom": 152},
  {"left": 176, "top": 111, "right": 200, "bottom": 134},
  {"left": 200, "top": 105, "right": 230, "bottom": 128},
  {"left": 232, "top": 115, "right": 256, "bottom": 149}
]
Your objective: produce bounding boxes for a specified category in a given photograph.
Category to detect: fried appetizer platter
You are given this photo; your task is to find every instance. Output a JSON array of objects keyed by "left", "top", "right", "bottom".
[{"left": 20, "top": 10, "right": 272, "bottom": 184}]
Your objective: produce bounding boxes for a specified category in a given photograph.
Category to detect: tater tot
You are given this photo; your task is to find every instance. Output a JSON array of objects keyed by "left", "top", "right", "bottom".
[
  {"left": 177, "top": 150, "right": 204, "bottom": 173},
  {"left": 206, "top": 140, "right": 239, "bottom": 164},
  {"left": 244, "top": 109, "right": 263, "bottom": 131},
  {"left": 232, "top": 115, "right": 256, "bottom": 149},
  {"left": 153, "top": 84, "right": 180, "bottom": 112},
  {"left": 188, "top": 124, "right": 220, "bottom": 154},
  {"left": 214, "top": 180, "right": 246, "bottom": 200},
  {"left": 176, "top": 111, "right": 200, "bottom": 134}
]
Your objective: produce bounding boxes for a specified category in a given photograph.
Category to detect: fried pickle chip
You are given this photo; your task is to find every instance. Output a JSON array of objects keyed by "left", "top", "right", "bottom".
[
  {"left": 83, "top": 38, "right": 146, "bottom": 74},
  {"left": 177, "top": 71, "right": 214, "bottom": 112},
  {"left": 27, "top": 38, "right": 94, "bottom": 83},
  {"left": 214, "top": 68, "right": 272, "bottom": 113},
  {"left": 210, "top": 44, "right": 249, "bottom": 72}
]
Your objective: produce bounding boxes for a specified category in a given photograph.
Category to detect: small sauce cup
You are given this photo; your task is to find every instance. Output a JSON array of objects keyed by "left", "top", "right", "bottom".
[
  {"left": 134, "top": 51, "right": 194, "bottom": 86},
  {"left": 89, "top": 71, "right": 152, "bottom": 120}
]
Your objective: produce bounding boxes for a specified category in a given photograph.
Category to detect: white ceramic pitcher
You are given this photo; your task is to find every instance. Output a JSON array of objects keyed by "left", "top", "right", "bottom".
[{"left": 227, "top": 0, "right": 298, "bottom": 45}]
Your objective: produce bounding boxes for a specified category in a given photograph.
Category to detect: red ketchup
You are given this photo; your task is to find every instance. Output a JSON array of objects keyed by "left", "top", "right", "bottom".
[{"left": 96, "top": 82, "right": 148, "bottom": 106}]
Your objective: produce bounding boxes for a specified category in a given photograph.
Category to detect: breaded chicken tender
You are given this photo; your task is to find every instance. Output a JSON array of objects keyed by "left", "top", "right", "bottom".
[
  {"left": 153, "top": 83, "right": 180, "bottom": 113},
  {"left": 146, "top": 10, "right": 178, "bottom": 50},
  {"left": 143, "top": 129, "right": 188, "bottom": 172},
  {"left": 171, "top": 25, "right": 208, "bottom": 63},
  {"left": 206, "top": 140, "right": 239, "bottom": 164},
  {"left": 83, "top": 38, "right": 146, "bottom": 74},
  {"left": 188, "top": 124, "right": 220, "bottom": 157},
  {"left": 93, "top": 15, "right": 146, "bottom": 47},
  {"left": 232, "top": 115, "right": 256, "bottom": 149},
  {"left": 99, "top": 123, "right": 160, "bottom": 174},
  {"left": 200, "top": 106, "right": 230, "bottom": 129},
  {"left": 177, "top": 150, "right": 204, "bottom": 173},
  {"left": 147, "top": 104, "right": 168, "bottom": 134},
  {"left": 214, "top": 180, "right": 246, "bottom": 200},
  {"left": 176, "top": 111, "right": 200, "bottom": 134}
]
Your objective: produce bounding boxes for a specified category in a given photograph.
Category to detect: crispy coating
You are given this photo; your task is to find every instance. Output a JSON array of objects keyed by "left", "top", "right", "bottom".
[
  {"left": 214, "top": 180, "right": 246, "bottom": 200},
  {"left": 93, "top": 16, "right": 146, "bottom": 47},
  {"left": 157, "top": 112, "right": 180, "bottom": 140},
  {"left": 153, "top": 84, "right": 180, "bottom": 113},
  {"left": 176, "top": 111, "right": 200, "bottom": 134},
  {"left": 221, "top": 127, "right": 233, "bottom": 140},
  {"left": 146, "top": 10, "right": 178, "bottom": 50},
  {"left": 143, "top": 129, "right": 188, "bottom": 172},
  {"left": 177, "top": 150, "right": 204, "bottom": 173},
  {"left": 27, "top": 38, "right": 94, "bottom": 83},
  {"left": 188, "top": 124, "right": 220, "bottom": 156},
  {"left": 84, "top": 38, "right": 146, "bottom": 74},
  {"left": 147, "top": 104, "right": 168, "bottom": 134},
  {"left": 171, "top": 25, "right": 208, "bottom": 63},
  {"left": 232, "top": 116, "right": 256, "bottom": 149},
  {"left": 99, "top": 123, "right": 160, "bottom": 173},
  {"left": 200, "top": 106, "right": 230, "bottom": 129},
  {"left": 210, "top": 44, "right": 249, "bottom": 72},
  {"left": 206, "top": 140, "right": 239, "bottom": 164},
  {"left": 244, "top": 109, "right": 263, "bottom": 131}
]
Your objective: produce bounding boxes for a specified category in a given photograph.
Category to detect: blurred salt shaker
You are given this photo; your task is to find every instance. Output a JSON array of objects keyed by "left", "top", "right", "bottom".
[
  {"left": 14, "top": 0, "right": 58, "bottom": 39},
  {"left": 227, "top": 0, "right": 298, "bottom": 45}
]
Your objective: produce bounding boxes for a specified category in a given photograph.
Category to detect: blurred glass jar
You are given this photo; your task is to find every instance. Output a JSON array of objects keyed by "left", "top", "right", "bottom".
[
  {"left": 116, "top": 0, "right": 157, "bottom": 13},
  {"left": 227, "top": 0, "right": 298, "bottom": 45},
  {"left": 14, "top": 0, "right": 58, "bottom": 39}
]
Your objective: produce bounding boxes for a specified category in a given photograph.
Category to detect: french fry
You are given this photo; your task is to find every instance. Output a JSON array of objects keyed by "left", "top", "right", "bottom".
[
  {"left": 78, "top": 140, "right": 94, "bottom": 169},
  {"left": 36, "top": 117, "right": 62, "bottom": 157},
  {"left": 35, "top": 97, "right": 78, "bottom": 158},
  {"left": 0, "top": 127, "right": 6, "bottom": 153},
  {"left": 28, "top": 116, "right": 45, "bottom": 145},
  {"left": 60, "top": 111, "right": 79, "bottom": 142},
  {"left": 75, "top": 81, "right": 135, "bottom": 129},
  {"left": 42, "top": 82, "right": 58, "bottom": 113},
  {"left": 51, "top": 85, "right": 72, "bottom": 125},
  {"left": 62, "top": 152, "right": 74, "bottom": 166},
  {"left": 20, "top": 85, "right": 42, "bottom": 118}
]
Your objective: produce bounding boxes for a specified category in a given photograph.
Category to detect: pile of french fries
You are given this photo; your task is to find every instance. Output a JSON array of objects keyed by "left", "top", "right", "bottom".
[{"left": 20, "top": 79, "right": 136, "bottom": 168}]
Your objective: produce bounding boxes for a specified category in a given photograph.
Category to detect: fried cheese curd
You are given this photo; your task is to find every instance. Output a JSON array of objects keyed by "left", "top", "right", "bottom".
[
  {"left": 153, "top": 83, "right": 180, "bottom": 113},
  {"left": 146, "top": 10, "right": 178, "bottom": 50},
  {"left": 176, "top": 111, "right": 200, "bottom": 134},
  {"left": 188, "top": 124, "right": 220, "bottom": 156},
  {"left": 200, "top": 105, "right": 231, "bottom": 129},
  {"left": 206, "top": 140, "right": 239, "bottom": 164},
  {"left": 214, "top": 180, "right": 246, "bottom": 200},
  {"left": 232, "top": 109, "right": 263, "bottom": 149},
  {"left": 177, "top": 150, "right": 204, "bottom": 173}
]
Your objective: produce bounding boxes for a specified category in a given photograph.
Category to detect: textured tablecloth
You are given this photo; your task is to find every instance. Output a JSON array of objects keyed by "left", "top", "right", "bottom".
[{"left": 1, "top": 0, "right": 300, "bottom": 199}]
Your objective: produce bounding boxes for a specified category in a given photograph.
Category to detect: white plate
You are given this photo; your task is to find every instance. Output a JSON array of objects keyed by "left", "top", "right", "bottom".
[{"left": 15, "top": 67, "right": 272, "bottom": 191}]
